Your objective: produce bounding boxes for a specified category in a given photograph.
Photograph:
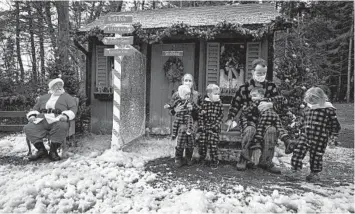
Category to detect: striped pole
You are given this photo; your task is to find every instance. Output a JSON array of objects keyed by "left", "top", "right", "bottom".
[{"left": 111, "top": 35, "right": 124, "bottom": 150}]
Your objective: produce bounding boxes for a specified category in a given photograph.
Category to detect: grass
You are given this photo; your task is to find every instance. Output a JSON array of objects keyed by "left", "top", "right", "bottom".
[{"left": 334, "top": 103, "right": 354, "bottom": 148}]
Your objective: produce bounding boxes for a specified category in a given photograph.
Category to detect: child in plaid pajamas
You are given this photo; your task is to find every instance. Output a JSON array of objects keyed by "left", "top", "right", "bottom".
[
  {"left": 164, "top": 85, "right": 195, "bottom": 139},
  {"left": 245, "top": 88, "right": 295, "bottom": 156},
  {"left": 164, "top": 85, "right": 198, "bottom": 167},
  {"left": 197, "top": 84, "right": 224, "bottom": 169},
  {"left": 288, "top": 87, "right": 341, "bottom": 182},
  {"left": 239, "top": 88, "right": 295, "bottom": 168}
]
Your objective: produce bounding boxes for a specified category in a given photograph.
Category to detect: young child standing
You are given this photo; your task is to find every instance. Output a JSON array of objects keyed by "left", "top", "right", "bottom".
[
  {"left": 164, "top": 85, "right": 197, "bottom": 167},
  {"left": 288, "top": 87, "right": 341, "bottom": 182},
  {"left": 197, "top": 84, "right": 224, "bottom": 169},
  {"left": 164, "top": 85, "right": 195, "bottom": 139}
]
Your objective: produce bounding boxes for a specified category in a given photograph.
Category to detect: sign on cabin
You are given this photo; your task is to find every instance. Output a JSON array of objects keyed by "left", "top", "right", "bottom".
[
  {"left": 102, "top": 37, "right": 134, "bottom": 45},
  {"left": 103, "top": 26, "right": 135, "bottom": 34},
  {"left": 104, "top": 15, "right": 133, "bottom": 24},
  {"left": 104, "top": 48, "right": 134, "bottom": 56},
  {"left": 162, "top": 51, "right": 184, "bottom": 57}
]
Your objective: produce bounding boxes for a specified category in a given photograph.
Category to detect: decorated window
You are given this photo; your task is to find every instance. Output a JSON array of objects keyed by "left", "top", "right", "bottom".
[
  {"left": 205, "top": 42, "right": 260, "bottom": 104},
  {"left": 219, "top": 43, "right": 246, "bottom": 91},
  {"left": 94, "top": 46, "right": 113, "bottom": 101}
]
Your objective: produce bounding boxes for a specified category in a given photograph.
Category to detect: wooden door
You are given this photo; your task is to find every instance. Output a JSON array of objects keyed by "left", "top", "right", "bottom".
[{"left": 149, "top": 43, "right": 195, "bottom": 135}]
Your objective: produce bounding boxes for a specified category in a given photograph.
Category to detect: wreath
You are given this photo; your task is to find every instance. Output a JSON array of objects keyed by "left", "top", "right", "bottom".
[{"left": 163, "top": 57, "right": 184, "bottom": 83}]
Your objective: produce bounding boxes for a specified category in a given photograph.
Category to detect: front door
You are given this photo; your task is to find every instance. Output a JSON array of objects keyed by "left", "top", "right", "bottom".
[{"left": 149, "top": 43, "right": 195, "bottom": 135}]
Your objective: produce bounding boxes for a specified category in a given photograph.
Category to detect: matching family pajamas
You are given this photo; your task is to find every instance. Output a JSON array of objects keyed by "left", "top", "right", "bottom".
[
  {"left": 168, "top": 99, "right": 195, "bottom": 140},
  {"left": 242, "top": 96, "right": 290, "bottom": 150},
  {"left": 228, "top": 79, "right": 288, "bottom": 169},
  {"left": 291, "top": 105, "right": 341, "bottom": 173},
  {"left": 197, "top": 99, "right": 224, "bottom": 164},
  {"left": 169, "top": 91, "right": 203, "bottom": 164}
]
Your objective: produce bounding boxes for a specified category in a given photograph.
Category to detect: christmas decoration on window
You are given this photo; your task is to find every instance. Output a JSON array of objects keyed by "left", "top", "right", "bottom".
[{"left": 163, "top": 57, "right": 184, "bottom": 83}]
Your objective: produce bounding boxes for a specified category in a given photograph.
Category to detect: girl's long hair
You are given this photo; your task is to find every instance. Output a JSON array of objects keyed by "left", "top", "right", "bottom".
[{"left": 304, "top": 87, "right": 329, "bottom": 105}]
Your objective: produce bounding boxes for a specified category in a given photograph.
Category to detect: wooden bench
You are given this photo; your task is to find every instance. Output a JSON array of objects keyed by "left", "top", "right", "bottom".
[{"left": 0, "top": 111, "right": 27, "bottom": 132}]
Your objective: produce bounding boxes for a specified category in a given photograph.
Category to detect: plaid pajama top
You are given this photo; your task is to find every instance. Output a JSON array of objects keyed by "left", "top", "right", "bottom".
[
  {"left": 198, "top": 98, "right": 224, "bottom": 133},
  {"left": 228, "top": 79, "right": 287, "bottom": 128},
  {"left": 300, "top": 105, "right": 341, "bottom": 139},
  {"left": 241, "top": 96, "right": 287, "bottom": 124},
  {"left": 169, "top": 90, "right": 203, "bottom": 121},
  {"left": 169, "top": 99, "right": 197, "bottom": 118}
]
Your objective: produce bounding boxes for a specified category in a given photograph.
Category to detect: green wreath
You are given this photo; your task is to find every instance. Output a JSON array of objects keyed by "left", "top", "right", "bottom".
[{"left": 163, "top": 57, "right": 184, "bottom": 83}]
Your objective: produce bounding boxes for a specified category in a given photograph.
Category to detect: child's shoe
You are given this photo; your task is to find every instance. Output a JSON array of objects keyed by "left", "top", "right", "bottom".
[
  {"left": 284, "top": 139, "right": 297, "bottom": 154},
  {"left": 285, "top": 169, "right": 302, "bottom": 181},
  {"left": 211, "top": 161, "right": 219, "bottom": 169},
  {"left": 186, "top": 158, "right": 193, "bottom": 166},
  {"left": 236, "top": 160, "right": 247, "bottom": 171},
  {"left": 306, "top": 172, "right": 320, "bottom": 182},
  {"left": 175, "top": 159, "right": 183, "bottom": 168}
]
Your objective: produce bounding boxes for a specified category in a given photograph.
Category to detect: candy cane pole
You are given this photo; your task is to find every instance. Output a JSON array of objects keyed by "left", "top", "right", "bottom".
[{"left": 111, "top": 34, "right": 124, "bottom": 150}]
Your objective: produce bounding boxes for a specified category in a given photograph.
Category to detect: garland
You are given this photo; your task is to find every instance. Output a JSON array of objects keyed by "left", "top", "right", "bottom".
[
  {"left": 75, "top": 18, "right": 291, "bottom": 45},
  {"left": 163, "top": 57, "right": 184, "bottom": 83}
]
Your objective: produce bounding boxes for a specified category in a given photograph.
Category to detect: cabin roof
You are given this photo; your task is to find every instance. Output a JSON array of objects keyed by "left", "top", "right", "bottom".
[{"left": 79, "top": 3, "right": 280, "bottom": 32}]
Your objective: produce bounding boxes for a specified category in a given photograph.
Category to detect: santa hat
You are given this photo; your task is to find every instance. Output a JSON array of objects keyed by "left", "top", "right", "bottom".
[{"left": 48, "top": 78, "right": 64, "bottom": 89}]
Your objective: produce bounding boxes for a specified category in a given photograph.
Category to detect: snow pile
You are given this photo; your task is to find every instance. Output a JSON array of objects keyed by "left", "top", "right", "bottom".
[{"left": 0, "top": 133, "right": 353, "bottom": 213}]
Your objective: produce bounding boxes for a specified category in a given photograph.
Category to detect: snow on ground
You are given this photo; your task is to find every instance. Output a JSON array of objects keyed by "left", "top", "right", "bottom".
[{"left": 0, "top": 133, "right": 354, "bottom": 213}]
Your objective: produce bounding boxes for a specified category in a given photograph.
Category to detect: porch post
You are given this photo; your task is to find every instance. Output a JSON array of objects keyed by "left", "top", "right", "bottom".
[
  {"left": 111, "top": 46, "right": 124, "bottom": 150},
  {"left": 267, "top": 29, "right": 274, "bottom": 81}
]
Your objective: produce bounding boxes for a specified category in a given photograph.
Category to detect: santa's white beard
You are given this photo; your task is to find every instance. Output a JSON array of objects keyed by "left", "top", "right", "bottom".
[{"left": 49, "top": 88, "right": 65, "bottom": 95}]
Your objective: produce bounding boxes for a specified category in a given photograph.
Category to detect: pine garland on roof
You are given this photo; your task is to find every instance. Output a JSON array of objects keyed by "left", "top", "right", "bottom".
[{"left": 75, "top": 17, "right": 291, "bottom": 44}]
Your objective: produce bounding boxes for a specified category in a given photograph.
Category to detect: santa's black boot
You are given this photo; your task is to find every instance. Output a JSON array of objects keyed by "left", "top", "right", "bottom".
[
  {"left": 49, "top": 142, "right": 61, "bottom": 161},
  {"left": 28, "top": 142, "right": 48, "bottom": 161}
]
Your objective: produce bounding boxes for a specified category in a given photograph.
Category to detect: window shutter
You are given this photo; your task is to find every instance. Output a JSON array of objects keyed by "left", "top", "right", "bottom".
[
  {"left": 206, "top": 43, "right": 220, "bottom": 85},
  {"left": 246, "top": 42, "right": 261, "bottom": 81},
  {"left": 96, "top": 46, "right": 108, "bottom": 88}
]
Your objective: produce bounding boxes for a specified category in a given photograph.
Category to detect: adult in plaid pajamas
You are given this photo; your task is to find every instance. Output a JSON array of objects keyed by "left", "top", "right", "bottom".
[
  {"left": 164, "top": 85, "right": 196, "bottom": 139},
  {"left": 197, "top": 84, "right": 224, "bottom": 169},
  {"left": 288, "top": 87, "right": 341, "bottom": 182},
  {"left": 226, "top": 58, "right": 288, "bottom": 173},
  {"left": 168, "top": 74, "right": 203, "bottom": 167}
]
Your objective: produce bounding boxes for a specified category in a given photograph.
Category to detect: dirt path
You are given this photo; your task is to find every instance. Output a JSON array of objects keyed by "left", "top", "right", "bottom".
[
  {"left": 145, "top": 103, "right": 354, "bottom": 196},
  {"left": 145, "top": 154, "right": 354, "bottom": 196}
]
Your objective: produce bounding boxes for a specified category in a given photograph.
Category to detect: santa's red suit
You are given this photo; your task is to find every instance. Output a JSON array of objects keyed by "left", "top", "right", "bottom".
[
  {"left": 24, "top": 92, "right": 77, "bottom": 141},
  {"left": 24, "top": 78, "right": 77, "bottom": 161}
]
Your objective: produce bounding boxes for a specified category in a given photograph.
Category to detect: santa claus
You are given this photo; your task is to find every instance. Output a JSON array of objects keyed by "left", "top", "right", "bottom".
[{"left": 24, "top": 78, "right": 77, "bottom": 161}]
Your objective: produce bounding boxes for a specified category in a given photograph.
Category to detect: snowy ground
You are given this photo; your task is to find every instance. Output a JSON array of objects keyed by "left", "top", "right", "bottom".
[{"left": 0, "top": 133, "right": 354, "bottom": 213}]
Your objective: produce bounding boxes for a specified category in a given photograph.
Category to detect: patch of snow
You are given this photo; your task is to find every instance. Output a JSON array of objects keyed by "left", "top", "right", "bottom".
[{"left": 0, "top": 133, "right": 353, "bottom": 213}]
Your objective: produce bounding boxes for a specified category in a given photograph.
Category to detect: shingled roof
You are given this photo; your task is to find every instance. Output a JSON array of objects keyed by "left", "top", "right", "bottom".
[{"left": 79, "top": 3, "right": 280, "bottom": 32}]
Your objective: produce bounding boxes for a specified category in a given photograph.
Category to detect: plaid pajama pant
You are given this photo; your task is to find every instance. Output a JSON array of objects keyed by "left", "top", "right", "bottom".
[
  {"left": 172, "top": 114, "right": 194, "bottom": 138},
  {"left": 240, "top": 125, "right": 278, "bottom": 168},
  {"left": 291, "top": 133, "right": 327, "bottom": 172},
  {"left": 197, "top": 100, "right": 223, "bottom": 163},
  {"left": 198, "top": 131, "right": 219, "bottom": 162},
  {"left": 252, "top": 109, "right": 288, "bottom": 148},
  {"left": 175, "top": 120, "right": 196, "bottom": 149},
  {"left": 291, "top": 107, "right": 341, "bottom": 173}
]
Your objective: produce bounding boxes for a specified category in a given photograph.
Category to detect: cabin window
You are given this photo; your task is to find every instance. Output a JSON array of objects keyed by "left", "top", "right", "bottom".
[
  {"left": 94, "top": 46, "right": 114, "bottom": 100},
  {"left": 206, "top": 42, "right": 261, "bottom": 104},
  {"left": 219, "top": 43, "right": 246, "bottom": 91}
]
